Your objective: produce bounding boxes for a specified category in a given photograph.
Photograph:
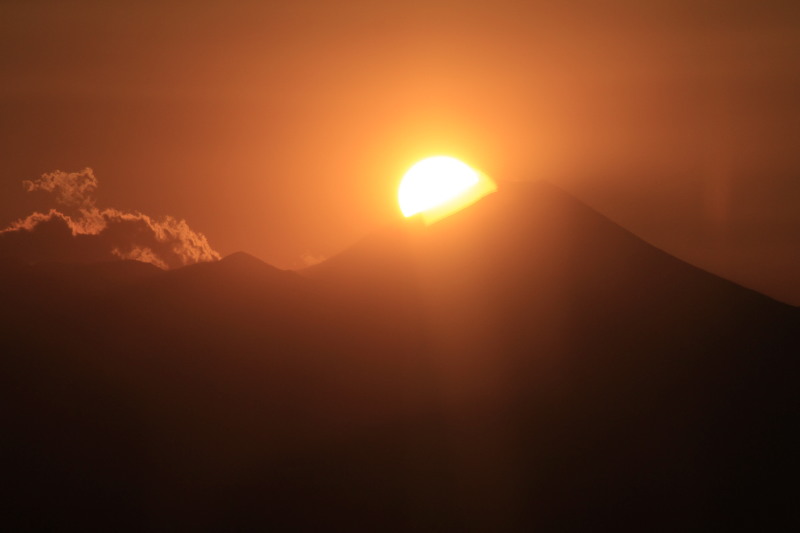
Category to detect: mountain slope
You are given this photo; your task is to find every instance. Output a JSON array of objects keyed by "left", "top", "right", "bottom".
[{"left": 306, "top": 180, "right": 798, "bottom": 528}]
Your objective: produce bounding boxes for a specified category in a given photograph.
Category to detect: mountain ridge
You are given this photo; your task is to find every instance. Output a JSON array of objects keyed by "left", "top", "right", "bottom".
[{"left": 2, "top": 178, "right": 796, "bottom": 530}]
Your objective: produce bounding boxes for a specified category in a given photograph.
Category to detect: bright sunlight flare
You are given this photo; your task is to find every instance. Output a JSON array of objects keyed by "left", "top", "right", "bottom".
[{"left": 398, "top": 156, "right": 497, "bottom": 224}]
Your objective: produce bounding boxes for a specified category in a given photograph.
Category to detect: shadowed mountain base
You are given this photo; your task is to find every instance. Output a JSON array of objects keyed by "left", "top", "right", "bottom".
[{"left": 3, "top": 181, "right": 797, "bottom": 530}]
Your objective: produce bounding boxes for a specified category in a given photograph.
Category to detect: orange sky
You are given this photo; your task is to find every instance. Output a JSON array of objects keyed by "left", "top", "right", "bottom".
[{"left": 1, "top": 0, "right": 798, "bottom": 303}]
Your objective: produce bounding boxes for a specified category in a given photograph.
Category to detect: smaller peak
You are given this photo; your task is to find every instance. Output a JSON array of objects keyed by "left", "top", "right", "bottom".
[
  {"left": 221, "top": 251, "right": 264, "bottom": 265},
  {"left": 166, "top": 251, "right": 284, "bottom": 283},
  {"left": 219, "top": 252, "right": 283, "bottom": 275}
]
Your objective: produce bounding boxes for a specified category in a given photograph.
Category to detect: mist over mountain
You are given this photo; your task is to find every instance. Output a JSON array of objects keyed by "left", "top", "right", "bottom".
[{"left": 3, "top": 182, "right": 796, "bottom": 530}]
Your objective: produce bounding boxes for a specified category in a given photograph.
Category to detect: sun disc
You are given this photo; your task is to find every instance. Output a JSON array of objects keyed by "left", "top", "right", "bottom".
[{"left": 398, "top": 156, "right": 496, "bottom": 224}]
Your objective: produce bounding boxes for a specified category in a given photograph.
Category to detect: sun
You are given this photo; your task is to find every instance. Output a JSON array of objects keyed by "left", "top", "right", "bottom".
[{"left": 398, "top": 156, "right": 497, "bottom": 224}]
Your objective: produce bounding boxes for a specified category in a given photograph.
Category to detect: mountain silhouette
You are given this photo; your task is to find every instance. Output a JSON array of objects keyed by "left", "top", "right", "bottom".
[
  {"left": 306, "top": 180, "right": 798, "bottom": 528},
  {"left": 3, "top": 181, "right": 796, "bottom": 531}
]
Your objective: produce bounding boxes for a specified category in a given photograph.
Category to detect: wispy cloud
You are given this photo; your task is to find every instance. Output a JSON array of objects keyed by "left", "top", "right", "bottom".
[
  {"left": 300, "top": 251, "right": 326, "bottom": 267},
  {"left": 1, "top": 168, "right": 220, "bottom": 269},
  {"left": 22, "top": 168, "right": 98, "bottom": 209}
]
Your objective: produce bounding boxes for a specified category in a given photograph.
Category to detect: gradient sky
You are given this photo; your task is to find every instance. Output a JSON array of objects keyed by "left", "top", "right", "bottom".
[{"left": 1, "top": 0, "right": 798, "bottom": 303}]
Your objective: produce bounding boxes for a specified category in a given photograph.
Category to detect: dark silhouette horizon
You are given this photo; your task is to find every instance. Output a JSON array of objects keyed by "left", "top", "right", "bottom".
[{"left": 3, "top": 182, "right": 796, "bottom": 530}]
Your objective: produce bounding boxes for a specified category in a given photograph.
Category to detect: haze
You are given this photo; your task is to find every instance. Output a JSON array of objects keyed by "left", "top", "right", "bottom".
[
  {"left": 1, "top": 0, "right": 798, "bottom": 303},
  {"left": 2, "top": 4, "right": 799, "bottom": 527}
]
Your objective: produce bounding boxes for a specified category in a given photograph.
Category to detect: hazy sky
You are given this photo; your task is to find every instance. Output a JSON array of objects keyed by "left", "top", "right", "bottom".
[{"left": 1, "top": 0, "right": 798, "bottom": 303}]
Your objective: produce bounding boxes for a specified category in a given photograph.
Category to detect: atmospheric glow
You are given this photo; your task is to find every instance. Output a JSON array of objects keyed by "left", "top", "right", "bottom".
[{"left": 398, "top": 156, "right": 496, "bottom": 224}]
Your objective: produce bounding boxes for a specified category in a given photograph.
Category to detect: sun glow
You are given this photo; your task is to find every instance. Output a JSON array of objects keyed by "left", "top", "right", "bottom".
[{"left": 398, "top": 156, "right": 497, "bottom": 224}]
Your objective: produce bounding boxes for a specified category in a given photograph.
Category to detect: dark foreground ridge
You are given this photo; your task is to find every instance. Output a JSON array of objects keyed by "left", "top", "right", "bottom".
[{"left": 3, "top": 181, "right": 797, "bottom": 531}]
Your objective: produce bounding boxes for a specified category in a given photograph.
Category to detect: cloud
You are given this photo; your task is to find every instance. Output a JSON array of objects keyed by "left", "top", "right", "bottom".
[
  {"left": 300, "top": 251, "right": 326, "bottom": 267},
  {"left": 22, "top": 168, "right": 98, "bottom": 209},
  {"left": 1, "top": 169, "right": 220, "bottom": 269}
]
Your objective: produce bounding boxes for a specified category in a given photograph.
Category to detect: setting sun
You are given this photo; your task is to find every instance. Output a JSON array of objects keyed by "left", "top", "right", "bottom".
[{"left": 398, "top": 156, "right": 497, "bottom": 224}]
